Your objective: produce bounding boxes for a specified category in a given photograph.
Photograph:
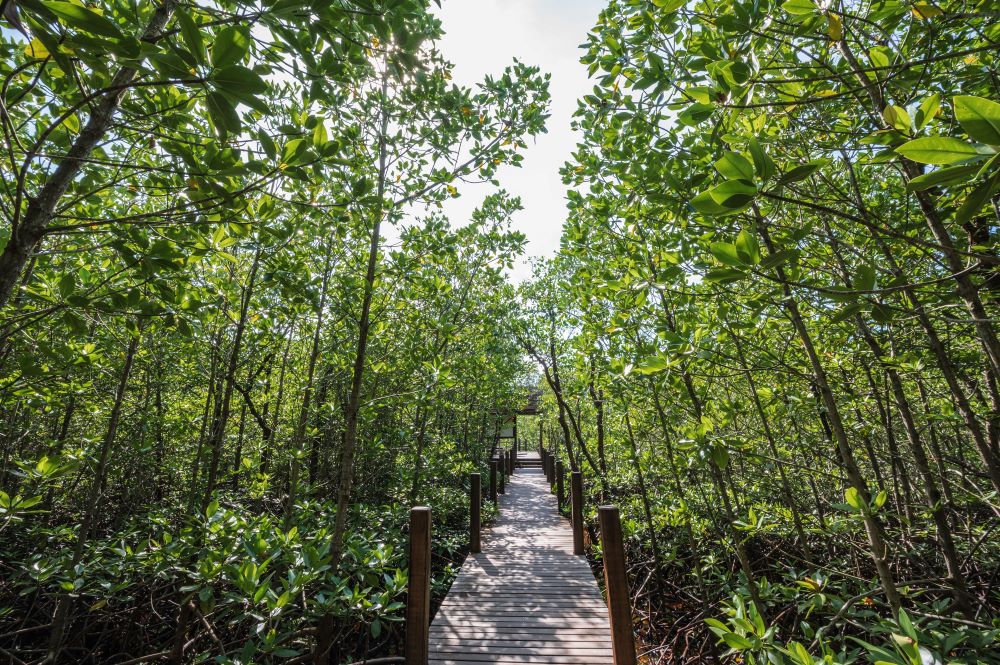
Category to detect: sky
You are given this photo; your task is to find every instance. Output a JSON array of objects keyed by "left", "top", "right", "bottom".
[{"left": 432, "top": 0, "right": 606, "bottom": 281}]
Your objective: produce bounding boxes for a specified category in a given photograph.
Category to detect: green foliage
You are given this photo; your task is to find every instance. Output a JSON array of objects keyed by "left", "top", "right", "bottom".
[
  {"left": 0, "top": 0, "right": 548, "bottom": 660},
  {"left": 539, "top": 0, "right": 1000, "bottom": 661}
]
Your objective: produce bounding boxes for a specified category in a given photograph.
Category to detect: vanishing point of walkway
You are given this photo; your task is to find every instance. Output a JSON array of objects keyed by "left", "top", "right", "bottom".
[{"left": 428, "top": 460, "right": 614, "bottom": 663}]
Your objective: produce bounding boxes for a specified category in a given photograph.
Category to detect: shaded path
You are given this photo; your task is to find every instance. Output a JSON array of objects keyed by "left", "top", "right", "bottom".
[{"left": 428, "top": 465, "right": 613, "bottom": 663}]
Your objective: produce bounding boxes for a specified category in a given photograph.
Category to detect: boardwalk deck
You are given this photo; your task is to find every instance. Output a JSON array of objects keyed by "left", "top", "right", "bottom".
[{"left": 428, "top": 467, "right": 613, "bottom": 664}]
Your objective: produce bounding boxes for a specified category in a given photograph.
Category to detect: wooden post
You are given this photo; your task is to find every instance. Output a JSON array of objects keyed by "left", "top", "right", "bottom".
[
  {"left": 571, "top": 471, "right": 584, "bottom": 555},
  {"left": 538, "top": 421, "right": 543, "bottom": 454},
  {"left": 405, "top": 507, "right": 432, "bottom": 665},
  {"left": 509, "top": 449, "right": 515, "bottom": 475},
  {"left": 556, "top": 460, "right": 565, "bottom": 510},
  {"left": 599, "top": 506, "right": 637, "bottom": 665},
  {"left": 470, "top": 474, "right": 481, "bottom": 554},
  {"left": 498, "top": 457, "right": 506, "bottom": 494},
  {"left": 542, "top": 449, "right": 549, "bottom": 477},
  {"left": 546, "top": 452, "right": 556, "bottom": 486},
  {"left": 489, "top": 460, "right": 498, "bottom": 503}
]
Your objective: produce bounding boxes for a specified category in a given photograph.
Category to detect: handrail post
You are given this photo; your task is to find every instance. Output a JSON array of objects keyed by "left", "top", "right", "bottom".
[
  {"left": 470, "top": 474, "right": 481, "bottom": 554},
  {"left": 571, "top": 470, "right": 584, "bottom": 555},
  {"left": 405, "top": 507, "right": 432, "bottom": 665},
  {"left": 508, "top": 449, "right": 515, "bottom": 475},
  {"left": 599, "top": 506, "right": 637, "bottom": 665},
  {"left": 498, "top": 456, "right": 505, "bottom": 494},
  {"left": 546, "top": 452, "right": 556, "bottom": 486},
  {"left": 489, "top": 459, "right": 498, "bottom": 503},
  {"left": 556, "top": 460, "right": 565, "bottom": 510}
]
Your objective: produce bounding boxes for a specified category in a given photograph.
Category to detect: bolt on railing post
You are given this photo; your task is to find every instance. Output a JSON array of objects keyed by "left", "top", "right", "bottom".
[
  {"left": 405, "top": 507, "right": 432, "bottom": 665},
  {"left": 489, "top": 460, "right": 498, "bottom": 503},
  {"left": 470, "top": 474, "right": 481, "bottom": 554},
  {"left": 556, "top": 460, "right": 565, "bottom": 509},
  {"left": 599, "top": 506, "right": 637, "bottom": 665},
  {"left": 571, "top": 470, "right": 584, "bottom": 556}
]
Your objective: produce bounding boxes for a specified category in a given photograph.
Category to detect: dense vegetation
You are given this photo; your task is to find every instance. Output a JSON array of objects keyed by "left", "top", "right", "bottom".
[
  {"left": 525, "top": 0, "right": 1000, "bottom": 662},
  {"left": 1, "top": 0, "right": 999, "bottom": 663},
  {"left": 0, "top": 1, "right": 546, "bottom": 662}
]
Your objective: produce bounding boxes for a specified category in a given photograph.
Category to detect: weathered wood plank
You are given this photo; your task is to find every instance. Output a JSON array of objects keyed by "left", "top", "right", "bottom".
[{"left": 428, "top": 469, "right": 614, "bottom": 663}]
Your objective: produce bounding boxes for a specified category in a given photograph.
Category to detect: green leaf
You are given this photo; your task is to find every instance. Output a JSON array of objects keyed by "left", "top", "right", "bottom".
[
  {"left": 710, "top": 242, "right": 744, "bottom": 267},
  {"left": 895, "top": 137, "right": 990, "bottom": 164},
  {"left": 716, "top": 152, "right": 755, "bottom": 181},
  {"left": 176, "top": 10, "right": 206, "bottom": 65},
  {"left": 704, "top": 268, "right": 748, "bottom": 284},
  {"left": 721, "top": 632, "right": 754, "bottom": 649},
  {"left": 905, "top": 163, "right": 980, "bottom": 191},
  {"left": 652, "top": 0, "right": 686, "bottom": 10},
  {"left": 777, "top": 163, "right": 820, "bottom": 185},
  {"left": 781, "top": 0, "right": 816, "bottom": 15},
  {"left": 206, "top": 91, "right": 240, "bottom": 136},
  {"left": 954, "top": 172, "right": 1000, "bottom": 224},
  {"left": 312, "top": 122, "right": 328, "bottom": 147},
  {"left": 831, "top": 302, "right": 862, "bottom": 323},
  {"left": 748, "top": 138, "right": 776, "bottom": 181},
  {"left": 760, "top": 249, "right": 797, "bottom": 269},
  {"left": 914, "top": 94, "right": 940, "bottom": 130},
  {"left": 855, "top": 264, "right": 876, "bottom": 292},
  {"left": 282, "top": 138, "right": 307, "bottom": 166},
  {"left": 212, "top": 65, "right": 267, "bottom": 95},
  {"left": 211, "top": 26, "right": 250, "bottom": 67},
  {"left": 691, "top": 191, "right": 729, "bottom": 215},
  {"left": 709, "top": 180, "right": 757, "bottom": 202},
  {"left": 147, "top": 53, "right": 191, "bottom": 79},
  {"left": 844, "top": 487, "right": 864, "bottom": 511},
  {"left": 634, "top": 355, "right": 668, "bottom": 375},
  {"left": 735, "top": 229, "right": 760, "bottom": 265},
  {"left": 954, "top": 95, "right": 1000, "bottom": 145},
  {"left": 710, "top": 444, "right": 729, "bottom": 469},
  {"left": 42, "top": 1, "right": 123, "bottom": 39},
  {"left": 897, "top": 609, "right": 917, "bottom": 640},
  {"left": 58, "top": 273, "right": 76, "bottom": 298},
  {"left": 882, "top": 105, "right": 911, "bottom": 134}
]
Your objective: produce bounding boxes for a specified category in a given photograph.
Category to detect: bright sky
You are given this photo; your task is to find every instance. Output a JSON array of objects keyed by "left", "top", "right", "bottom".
[{"left": 433, "top": 0, "right": 606, "bottom": 281}]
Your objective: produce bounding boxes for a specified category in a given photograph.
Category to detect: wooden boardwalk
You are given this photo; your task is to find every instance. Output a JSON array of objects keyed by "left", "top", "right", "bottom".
[{"left": 428, "top": 464, "right": 614, "bottom": 664}]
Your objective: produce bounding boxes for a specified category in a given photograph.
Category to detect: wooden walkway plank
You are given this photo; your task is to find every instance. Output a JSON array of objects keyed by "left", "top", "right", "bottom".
[{"left": 428, "top": 466, "right": 614, "bottom": 663}]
